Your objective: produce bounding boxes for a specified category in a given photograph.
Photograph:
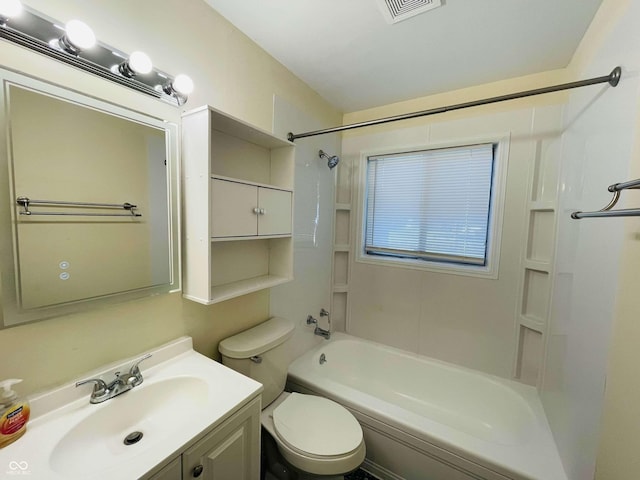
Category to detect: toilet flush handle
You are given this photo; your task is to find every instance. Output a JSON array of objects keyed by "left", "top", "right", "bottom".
[{"left": 250, "top": 355, "right": 262, "bottom": 364}]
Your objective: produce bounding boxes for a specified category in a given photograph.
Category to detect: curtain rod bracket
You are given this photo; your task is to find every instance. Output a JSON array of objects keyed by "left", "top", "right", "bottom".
[{"left": 609, "top": 66, "right": 622, "bottom": 87}]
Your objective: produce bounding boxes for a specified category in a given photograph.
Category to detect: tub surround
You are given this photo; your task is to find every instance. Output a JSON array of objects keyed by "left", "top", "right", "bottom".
[{"left": 288, "top": 333, "right": 566, "bottom": 480}]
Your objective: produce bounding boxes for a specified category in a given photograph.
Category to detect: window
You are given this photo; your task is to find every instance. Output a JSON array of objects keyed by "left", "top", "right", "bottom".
[{"left": 363, "top": 143, "right": 498, "bottom": 273}]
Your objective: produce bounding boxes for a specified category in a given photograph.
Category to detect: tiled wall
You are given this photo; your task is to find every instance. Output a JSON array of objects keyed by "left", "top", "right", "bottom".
[{"left": 336, "top": 105, "right": 563, "bottom": 380}]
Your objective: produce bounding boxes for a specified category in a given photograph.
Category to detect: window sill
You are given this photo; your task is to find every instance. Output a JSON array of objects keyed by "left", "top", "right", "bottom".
[{"left": 355, "top": 252, "right": 499, "bottom": 279}]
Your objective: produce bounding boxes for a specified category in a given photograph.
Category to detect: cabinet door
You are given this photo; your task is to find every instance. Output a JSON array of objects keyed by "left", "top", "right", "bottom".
[
  {"left": 182, "top": 398, "right": 261, "bottom": 480},
  {"left": 211, "top": 179, "right": 257, "bottom": 237},
  {"left": 145, "top": 457, "right": 182, "bottom": 480},
  {"left": 258, "top": 187, "right": 292, "bottom": 236}
]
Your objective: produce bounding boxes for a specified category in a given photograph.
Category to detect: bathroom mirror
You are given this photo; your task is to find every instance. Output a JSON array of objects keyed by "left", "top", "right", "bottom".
[{"left": 0, "top": 69, "right": 180, "bottom": 327}]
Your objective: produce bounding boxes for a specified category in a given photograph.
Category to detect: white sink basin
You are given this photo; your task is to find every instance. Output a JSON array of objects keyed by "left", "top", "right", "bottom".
[
  {"left": 0, "top": 337, "right": 262, "bottom": 480},
  {"left": 50, "top": 377, "right": 209, "bottom": 476}
]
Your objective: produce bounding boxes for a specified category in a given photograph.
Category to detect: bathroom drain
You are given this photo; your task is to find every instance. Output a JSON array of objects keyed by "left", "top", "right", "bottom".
[{"left": 124, "top": 431, "right": 143, "bottom": 445}]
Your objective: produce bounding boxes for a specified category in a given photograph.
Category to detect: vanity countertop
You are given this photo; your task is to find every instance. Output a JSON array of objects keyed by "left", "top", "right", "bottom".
[{"left": 0, "top": 336, "right": 262, "bottom": 479}]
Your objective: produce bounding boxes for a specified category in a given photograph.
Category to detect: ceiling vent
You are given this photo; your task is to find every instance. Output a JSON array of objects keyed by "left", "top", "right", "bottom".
[{"left": 376, "top": 0, "right": 442, "bottom": 24}]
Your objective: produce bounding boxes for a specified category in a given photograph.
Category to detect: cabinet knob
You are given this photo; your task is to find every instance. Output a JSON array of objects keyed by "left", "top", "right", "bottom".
[
  {"left": 192, "top": 464, "right": 204, "bottom": 477},
  {"left": 253, "top": 207, "right": 260, "bottom": 215},
  {"left": 259, "top": 208, "right": 265, "bottom": 215}
]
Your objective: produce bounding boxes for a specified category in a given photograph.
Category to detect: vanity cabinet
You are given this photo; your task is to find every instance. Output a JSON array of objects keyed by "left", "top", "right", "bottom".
[
  {"left": 182, "top": 396, "right": 261, "bottom": 480},
  {"left": 182, "top": 106, "right": 295, "bottom": 305},
  {"left": 148, "top": 458, "right": 182, "bottom": 480},
  {"left": 146, "top": 396, "right": 261, "bottom": 480}
]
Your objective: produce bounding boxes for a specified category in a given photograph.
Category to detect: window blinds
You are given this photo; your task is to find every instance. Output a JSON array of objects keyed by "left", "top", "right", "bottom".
[{"left": 365, "top": 144, "right": 494, "bottom": 265}]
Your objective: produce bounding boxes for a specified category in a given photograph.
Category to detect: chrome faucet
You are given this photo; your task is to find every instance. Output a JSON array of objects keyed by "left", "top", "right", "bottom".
[
  {"left": 76, "top": 353, "right": 152, "bottom": 404},
  {"left": 307, "top": 311, "right": 331, "bottom": 340}
]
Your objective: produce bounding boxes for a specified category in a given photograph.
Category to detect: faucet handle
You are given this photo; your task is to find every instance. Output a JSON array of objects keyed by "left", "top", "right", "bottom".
[
  {"left": 75, "top": 378, "right": 108, "bottom": 398},
  {"left": 76, "top": 378, "right": 107, "bottom": 393},
  {"left": 129, "top": 353, "right": 152, "bottom": 374},
  {"left": 127, "top": 353, "right": 152, "bottom": 386},
  {"left": 306, "top": 315, "right": 317, "bottom": 325}
]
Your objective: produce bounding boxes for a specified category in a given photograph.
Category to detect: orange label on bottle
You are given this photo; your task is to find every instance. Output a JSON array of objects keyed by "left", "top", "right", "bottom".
[{"left": 0, "top": 405, "right": 30, "bottom": 436}]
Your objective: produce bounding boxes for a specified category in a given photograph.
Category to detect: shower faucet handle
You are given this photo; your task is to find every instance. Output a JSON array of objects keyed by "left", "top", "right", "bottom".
[
  {"left": 320, "top": 308, "right": 330, "bottom": 317},
  {"left": 306, "top": 315, "right": 317, "bottom": 325}
]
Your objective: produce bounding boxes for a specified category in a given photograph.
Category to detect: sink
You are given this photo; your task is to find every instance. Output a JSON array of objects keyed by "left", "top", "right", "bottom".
[
  {"left": 50, "top": 377, "right": 209, "bottom": 476},
  {"left": 0, "top": 336, "right": 263, "bottom": 480}
]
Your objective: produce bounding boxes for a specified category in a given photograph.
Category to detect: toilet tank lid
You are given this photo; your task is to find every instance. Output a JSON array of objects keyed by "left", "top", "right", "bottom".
[{"left": 219, "top": 317, "right": 295, "bottom": 359}]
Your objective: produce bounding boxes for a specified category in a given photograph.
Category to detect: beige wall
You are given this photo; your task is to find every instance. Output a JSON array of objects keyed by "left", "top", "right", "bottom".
[{"left": 0, "top": 0, "right": 340, "bottom": 396}]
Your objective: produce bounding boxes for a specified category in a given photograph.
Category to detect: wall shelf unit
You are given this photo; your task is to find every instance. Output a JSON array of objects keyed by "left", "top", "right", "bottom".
[
  {"left": 182, "top": 105, "right": 295, "bottom": 305},
  {"left": 512, "top": 129, "right": 561, "bottom": 387}
]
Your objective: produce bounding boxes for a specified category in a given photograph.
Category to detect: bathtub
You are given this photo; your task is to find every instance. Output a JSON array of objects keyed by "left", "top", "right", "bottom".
[{"left": 286, "top": 333, "right": 566, "bottom": 480}]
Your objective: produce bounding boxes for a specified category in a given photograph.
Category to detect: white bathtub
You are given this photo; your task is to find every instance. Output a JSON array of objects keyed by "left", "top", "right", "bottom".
[{"left": 286, "top": 333, "right": 566, "bottom": 480}]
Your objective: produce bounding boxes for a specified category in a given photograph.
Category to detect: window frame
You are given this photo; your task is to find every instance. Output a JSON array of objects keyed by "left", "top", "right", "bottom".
[{"left": 355, "top": 135, "right": 510, "bottom": 279}]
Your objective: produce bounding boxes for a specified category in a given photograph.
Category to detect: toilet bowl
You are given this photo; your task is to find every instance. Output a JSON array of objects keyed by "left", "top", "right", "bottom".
[
  {"left": 263, "top": 392, "right": 365, "bottom": 476},
  {"left": 219, "top": 317, "right": 365, "bottom": 479}
]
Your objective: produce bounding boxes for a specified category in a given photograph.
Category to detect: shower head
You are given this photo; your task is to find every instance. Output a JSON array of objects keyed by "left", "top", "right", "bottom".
[{"left": 319, "top": 150, "right": 339, "bottom": 170}]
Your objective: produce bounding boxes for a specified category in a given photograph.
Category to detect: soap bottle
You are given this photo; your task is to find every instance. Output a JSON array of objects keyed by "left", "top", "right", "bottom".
[{"left": 0, "top": 379, "right": 30, "bottom": 448}]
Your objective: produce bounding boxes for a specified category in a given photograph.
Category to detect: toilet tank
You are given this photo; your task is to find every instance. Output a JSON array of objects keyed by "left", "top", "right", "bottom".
[{"left": 219, "top": 317, "right": 295, "bottom": 406}]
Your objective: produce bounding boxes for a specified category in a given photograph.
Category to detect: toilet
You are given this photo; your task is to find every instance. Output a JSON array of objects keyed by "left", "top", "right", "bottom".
[{"left": 219, "top": 317, "right": 365, "bottom": 480}]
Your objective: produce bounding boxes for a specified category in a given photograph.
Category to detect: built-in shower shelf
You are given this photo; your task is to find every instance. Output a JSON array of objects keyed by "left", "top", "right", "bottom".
[
  {"left": 335, "top": 203, "right": 351, "bottom": 211},
  {"left": 523, "top": 260, "right": 551, "bottom": 273},
  {"left": 518, "top": 315, "right": 545, "bottom": 334},
  {"left": 333, "top": 284, "right": 349, "bottom": 293},
  {"left": 334, "top": 244, "right": 350, "bottom": 252},
  {"left": 528, "top": 201, "right": 556, "bottom": 212},
  {"left": 513, "top": 119, "right": 561, "bottom": 387}
]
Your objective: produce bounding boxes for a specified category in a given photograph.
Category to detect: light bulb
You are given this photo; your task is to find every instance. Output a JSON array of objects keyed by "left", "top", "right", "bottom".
[
  {"left": 172, "top": 74, "right": 194, "bottom": 96},
  {"left": 0, "top": 0, "right": 22, "bottom": 18},
  {"left": 128, "top": 51, "right": 152, "bottom": 75},
  {"left": 64, "top": 19, "right": 96, "bottom": 50}
]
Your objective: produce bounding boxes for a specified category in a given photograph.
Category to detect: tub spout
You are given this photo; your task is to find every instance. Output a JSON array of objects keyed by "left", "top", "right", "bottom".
[
  {"left": 307, "top": 313, "right": 331, "bottom": 339},
  {"left": 314, "top": 326, "right": 331, "bottom": 340}
]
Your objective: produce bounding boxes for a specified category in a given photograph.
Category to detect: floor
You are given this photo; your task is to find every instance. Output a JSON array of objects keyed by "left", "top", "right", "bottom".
[
  {"left": 264, "top": 467, "right": 380, "bottom": 480},
  {"left": 344, "top": 468, "right": 380, "bottom": 480}
]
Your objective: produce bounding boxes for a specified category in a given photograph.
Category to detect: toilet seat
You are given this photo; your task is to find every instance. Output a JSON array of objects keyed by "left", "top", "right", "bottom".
[
  {"left": 273, "top": 393, "right": 363, "bottom": 458},
  {"left": 262, "top": 392, "right": 366, "bottom": 475}
]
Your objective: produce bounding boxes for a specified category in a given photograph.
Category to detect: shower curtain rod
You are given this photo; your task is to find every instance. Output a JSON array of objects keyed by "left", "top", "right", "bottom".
[{"left": 287, "top": 66, "right": 622, "bottom": 142}]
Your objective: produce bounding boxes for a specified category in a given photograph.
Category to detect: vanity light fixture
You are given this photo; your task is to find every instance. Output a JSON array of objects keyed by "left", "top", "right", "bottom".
[
  {"left": 0, "top": 3, "right": 194, "bottom": 106},
  {"left": 0, "top": 0, "right": 22, "bottom": 24},
  {"left": 161, "top": 73, "right": 194, "bottom": 106},
  {"left": 54, "top": 19, "right": 96, "bottom": 55},
  {"left": 115, "top": 50, "right": 153, "bottom": 78}
]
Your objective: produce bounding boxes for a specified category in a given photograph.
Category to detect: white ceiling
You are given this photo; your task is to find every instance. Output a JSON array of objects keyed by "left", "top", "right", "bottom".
[{"left": 204, "top": 0, "right": 603, "bottom": 112}]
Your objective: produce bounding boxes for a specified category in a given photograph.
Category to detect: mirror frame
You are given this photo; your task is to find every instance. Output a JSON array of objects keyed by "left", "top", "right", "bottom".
[{"left": 0, "top": 68, "right": 181, "bottom": 327}]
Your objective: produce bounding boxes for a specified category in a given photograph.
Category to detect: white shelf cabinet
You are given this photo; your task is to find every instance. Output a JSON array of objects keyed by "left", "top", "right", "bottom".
[
  {"left": 182, "top": 106, "right": 295, "bottom": 305},
  {"left": 211, "top": 177, "right": 292, "bottom": 238}
]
